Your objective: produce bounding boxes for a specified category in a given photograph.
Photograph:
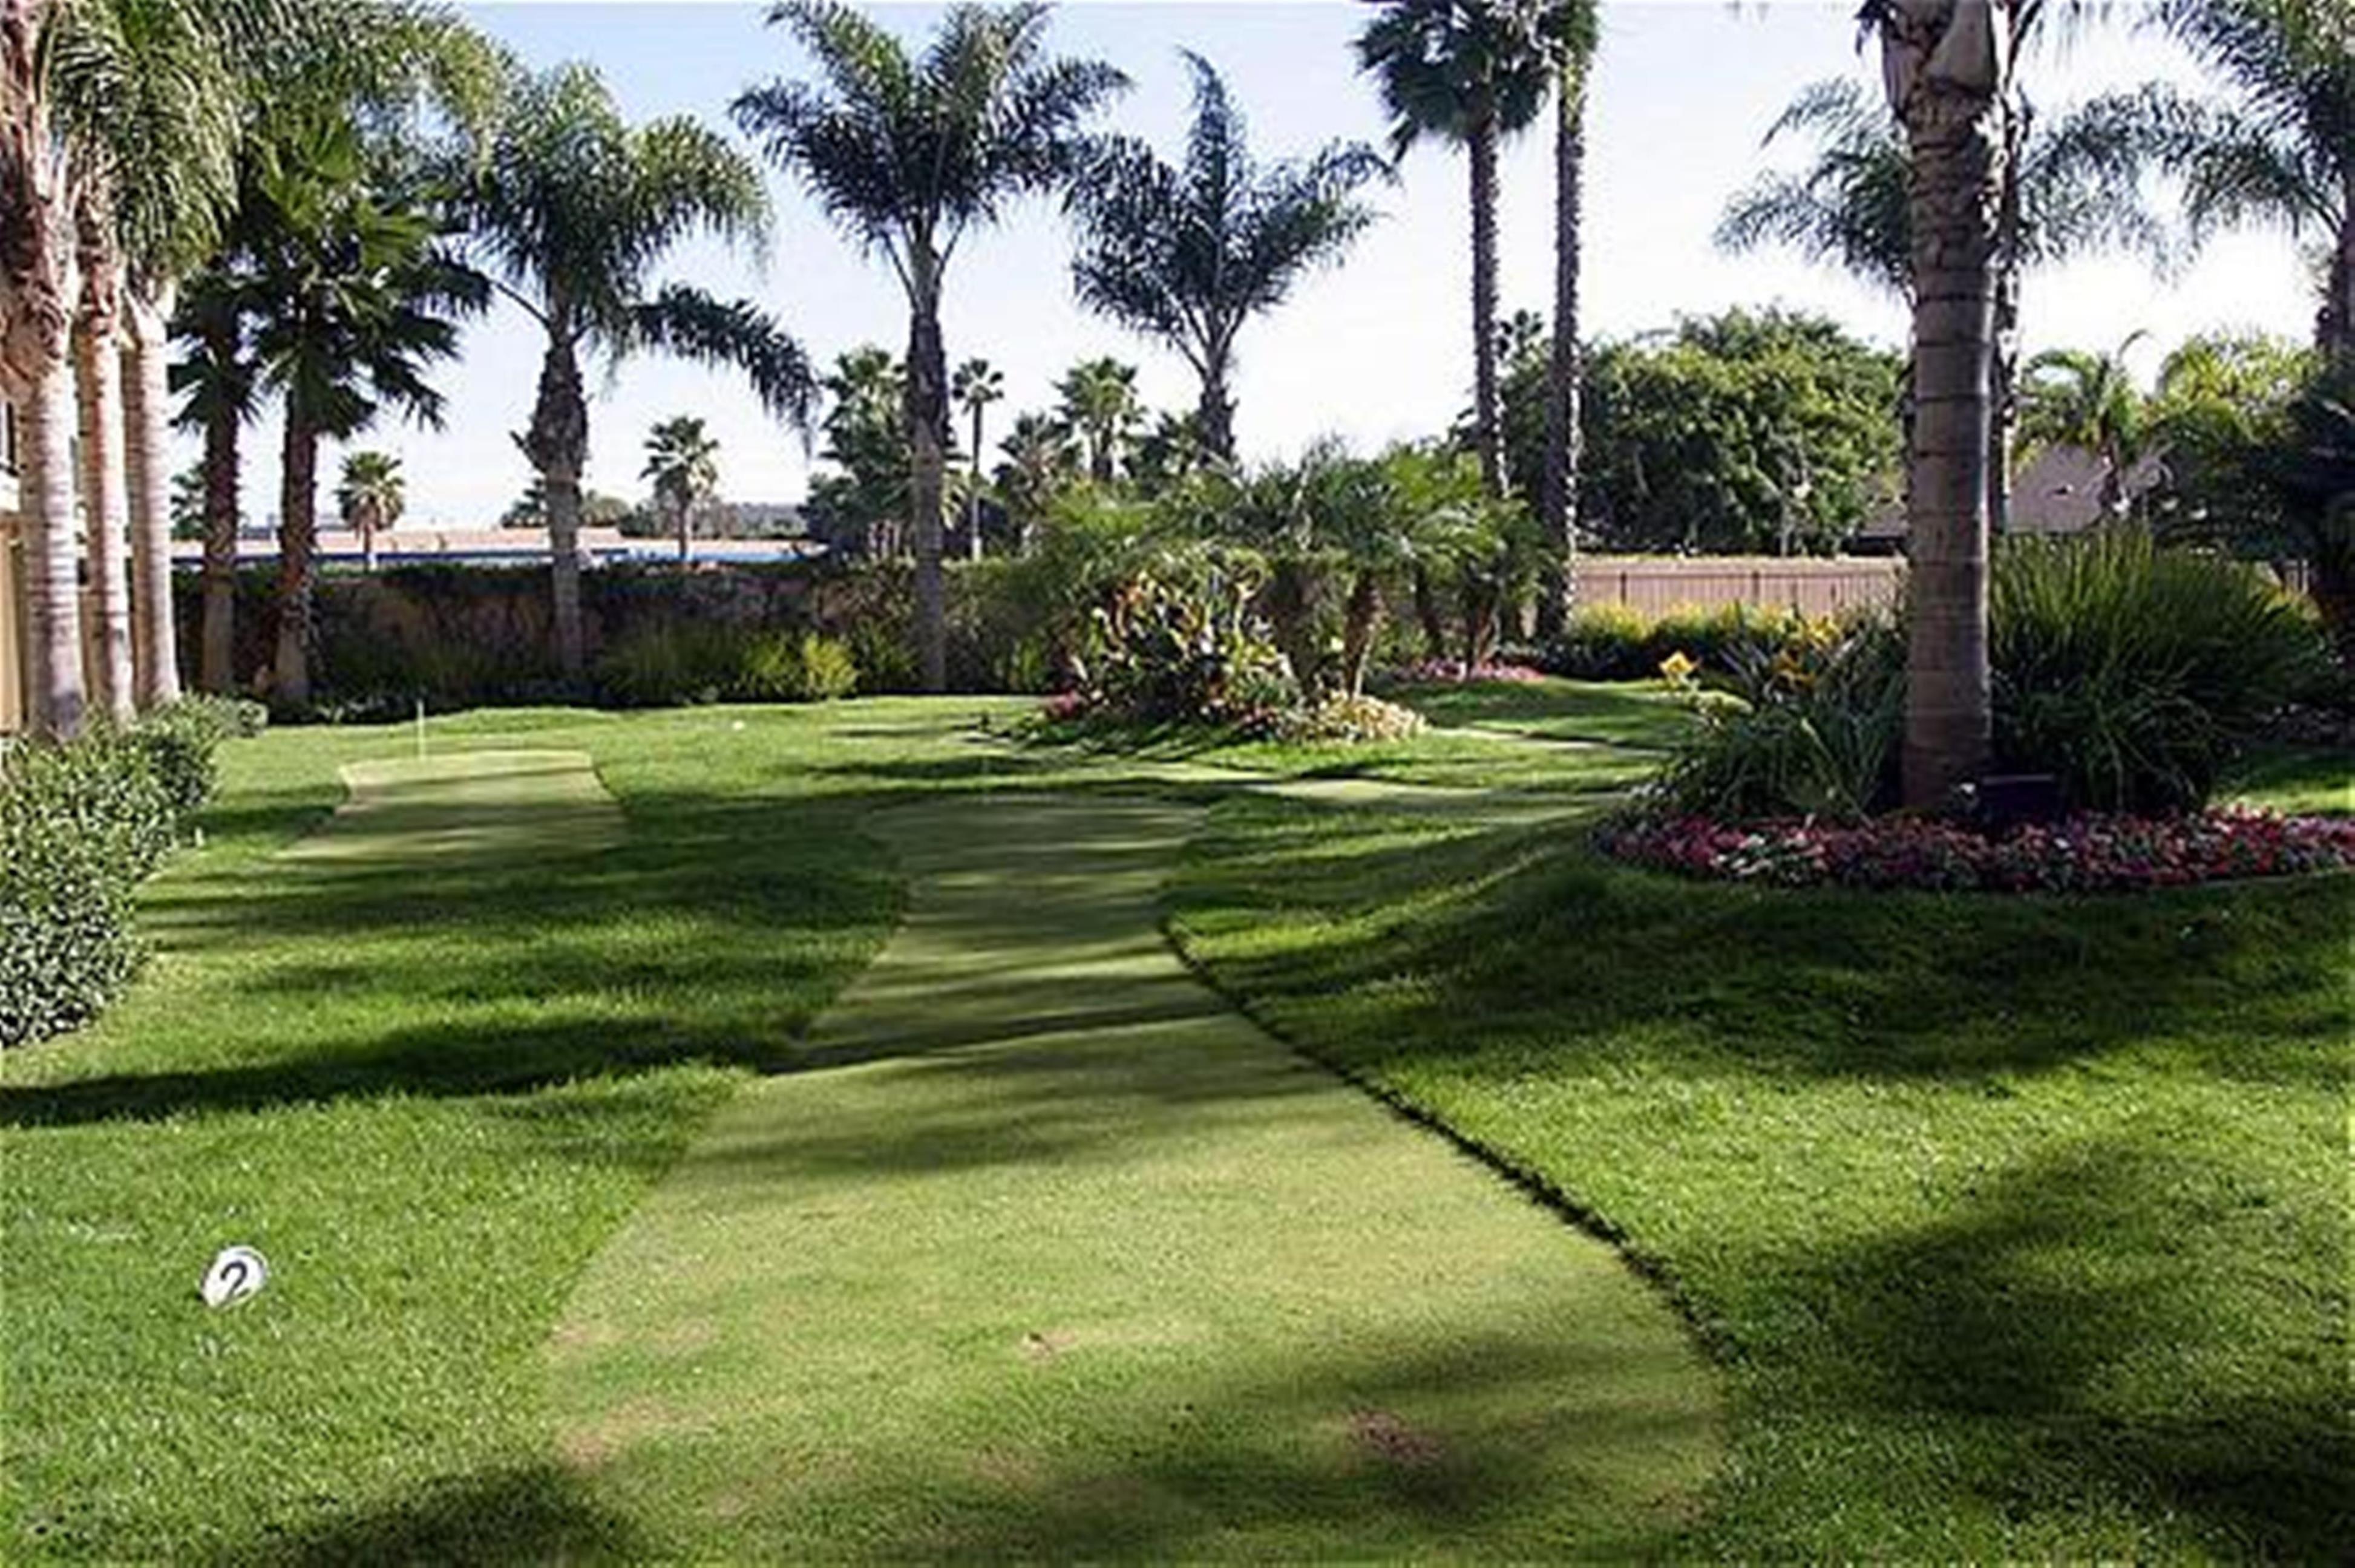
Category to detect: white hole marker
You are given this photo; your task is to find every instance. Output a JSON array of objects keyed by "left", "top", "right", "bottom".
[{"left": 201, "top": 1245, "right": 269, "bottom": 1308}]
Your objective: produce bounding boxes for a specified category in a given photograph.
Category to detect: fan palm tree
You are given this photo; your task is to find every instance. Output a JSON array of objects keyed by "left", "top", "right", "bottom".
[
  {"left": 2094, "top": 0, "right": 2353, "bottom": 365},
  {"left": 1357, "top": 0, "right": 1557, "bottom": 498},
  {"left": 1065, "top": 51, "right": 1387, "bottom": 463},
  {"left": 465, "top": 62, "right": 813, "bottom": 682},
  {"left": 994, "top": 410, "right": 1080, "bottom": 556},
  {"left": 733, "top": 1, "right": 1126, "bottom": 691},
  {"left": 2018, "top": 337, "right": 2153, "bottom": 518},
  {"left": 337, "top": 448, "right": 404, "bottom": 570},
  {"left": 1056, "top": 356, "right": 1141, "bottom": 484},
  {"left": 245, "top": 113, "right": 484, "bottom": 707},
  {"left": 642, "top": 415, "right": 721, "bottom": 564},
  {"left": 951, "top": 357, "right": 1002, "bottom": 560},
  {"left": 1535, "top": 1, "right": 1600, "bottom": 638}
]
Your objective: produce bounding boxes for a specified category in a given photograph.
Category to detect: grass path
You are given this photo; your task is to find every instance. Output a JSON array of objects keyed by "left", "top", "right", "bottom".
[
  {"left": 281, "top": 750, "right": 625, "bottom": 864},
  {"left": 545, "top": 794, "right": 1723, "bottom": 1560}
]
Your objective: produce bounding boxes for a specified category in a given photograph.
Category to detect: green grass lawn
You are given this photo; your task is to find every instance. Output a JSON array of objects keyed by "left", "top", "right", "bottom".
[
  {"left": 1167, "top": 687, "right": 2355, "bottom": 1559},
  {"left": 4, "top": 686, "right": 2345, "bottom": 1560}
]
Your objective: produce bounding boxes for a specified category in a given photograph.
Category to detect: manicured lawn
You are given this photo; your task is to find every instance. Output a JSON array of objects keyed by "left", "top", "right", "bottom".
[
  {"left": 1168, "top": 688, "right": 2354, "bottom": 1559},
  {"left": 5, "top": 686, "right": 2345, "bottom": 1560}
]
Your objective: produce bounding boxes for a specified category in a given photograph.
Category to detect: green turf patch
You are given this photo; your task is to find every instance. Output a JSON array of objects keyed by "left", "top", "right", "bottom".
[
  {"left": 546, "top": 795, "right": 1723, "bottom": 1560},
  {"left": 282, "top": 750, "right": 626, "bottom": 864}
]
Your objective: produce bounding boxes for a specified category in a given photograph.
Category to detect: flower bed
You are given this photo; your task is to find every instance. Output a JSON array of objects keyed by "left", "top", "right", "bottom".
[
  {"left": 1596, "top": 806, "right": 2355, "bottom": 893},
  {"left": 1391, "top": 659, "right": 1549, "bottom": 686}
]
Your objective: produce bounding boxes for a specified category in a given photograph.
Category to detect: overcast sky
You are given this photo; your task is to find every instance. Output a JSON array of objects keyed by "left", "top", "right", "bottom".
[{"left": 188, "top": 1, "right": 2321, "bottom": 530}]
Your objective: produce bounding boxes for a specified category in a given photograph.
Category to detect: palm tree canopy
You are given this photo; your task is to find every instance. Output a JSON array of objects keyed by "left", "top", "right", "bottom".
[
  {"left": 643, "top": 414, "right": 722, "bottom": 507},
  {"left": 732, "top": 1, "right": 1128, "bottom": 287},
  {"left": 1066, "top": 51, "right": 1389, "bottom": 372},
  {"left": 1715, "top": 76, "right": 2170, "bottom": 299},
  {"left": 338, "top": 449, "right": 405, "bottom": 524},
  {"left": 1354, "top": 0, "right": 1564, "bottom": 157},
  {"left": 952, "top": 356, "right": 1003, "bottom": 412},
  {"left": 2018, "top": 338, "right": 2152, "bottom": 469}
]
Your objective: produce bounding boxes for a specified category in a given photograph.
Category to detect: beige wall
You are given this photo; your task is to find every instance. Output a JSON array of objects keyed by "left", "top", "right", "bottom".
[{"left": 1576, "top": 555, "right": 1904, "bottom": 619}]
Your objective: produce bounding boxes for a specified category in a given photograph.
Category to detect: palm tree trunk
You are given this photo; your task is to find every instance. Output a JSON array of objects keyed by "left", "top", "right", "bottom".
[
  {"left": 1411, "top": 565, "right": 1447, "bottom": 662},
  {"left": 19, "top": 355, "right": 85, "bottom": 737},
  {"left": 525, "top": 329, "right": 591, "bottom": 682},
  {"left": 1341, "top": 570, "right": 1383, "bottom": 699},
  {"left": 1538, "top": 65, "right": 1588, "bottom": 639},
  {"left": 1884, "top": 4, "right": 2009, "bottom": 809},
  {"left": 968, "top": 403, "right": 985, "bottom": 563},
  {"left": 1468, "top": 113, "right": 1504, "bottom": 498},
  {"left": 272, "top": 403, "right": 319, "bottom": 710},
  {"left": 74, "top": 228, "right": 135, "bottom": 724},
  {"left": 2324, "top": 183, "right": 2354, "bottom": 369},
  {"left": 1197, "top": 346, "right": 1237, "bottom": 463},
  {"left": 905, "top": 258, "right": 949, "bottom": 694},
  {"left": 198, "top": 341, "right": 240, "bottom": 695},
  {"left": 675, "top": 498, "right": 690, "bottom": 564},
  {"left": 123, "top": 286, "right": 181, "bottom": 707}
]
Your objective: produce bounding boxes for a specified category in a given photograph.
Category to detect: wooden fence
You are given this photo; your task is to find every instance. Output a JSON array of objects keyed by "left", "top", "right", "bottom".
[{"left": 1574, "top": 555, "right": 1904, "bottom": 618}]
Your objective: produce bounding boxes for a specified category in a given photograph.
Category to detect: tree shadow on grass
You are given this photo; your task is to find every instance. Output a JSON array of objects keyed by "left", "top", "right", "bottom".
[
  {"left": 211, "top": 1463, "right": 646, "bottom": 1567},
  {"left": 1784, "top": 1137, "right": 2351, "bottom": 1559}
]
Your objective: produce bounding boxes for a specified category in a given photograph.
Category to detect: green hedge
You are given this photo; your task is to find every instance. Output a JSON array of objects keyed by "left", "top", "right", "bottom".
[{"left": 1, "top": 699, "right": 257, "bottom": 1048}]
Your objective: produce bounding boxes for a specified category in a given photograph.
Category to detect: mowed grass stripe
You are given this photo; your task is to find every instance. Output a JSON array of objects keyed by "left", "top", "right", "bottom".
[
  {"left": 546, "top": 795, "right": 1723, "bottom": 1560},
  {"left": 281, "top": 750, "right": 626, "bottom": 864}
]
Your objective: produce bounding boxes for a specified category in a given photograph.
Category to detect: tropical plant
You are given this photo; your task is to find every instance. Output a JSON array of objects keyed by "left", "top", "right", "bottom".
[
  {"left": 1356, "top": 0, "right": 1559, "bottom": 498},
  {"left": 243, "top": 114, "right": 483, "bottom": 707},
  {"left": 1064, "top": 51, "right": 1387, "bottom": 461},
  {"left": 642, "top": 414, "right": 721, "bottom": 564},
  {"left": 463, "top": 60, "right": 813, "bottom": 682},
  {"left": 733, "top": 0, "right": 1126, "bottom": 691},
  {"left": 2093, "top": 0, "right": 2353, "bottom": 365},
  {"left": 1055, "top": 356, "right": 1141, "bottom": 484},
  {"left": 336, "top": 448, "right": 405, "bottom": 570},
  {"left": 169, "top": 462, "right": 205, "bottom": 540},
  {"left": 951, "top": 357, "right": 1002, "bottom": 560},
  {"left": 2251, "top": 362, "right": 2355, "bottom": 648},
  {"left": 2017, "top": 338, "right": 2153, "bottom": 519},
  {"left": 806, "top": 345, "right": 910, "bottom": 559},
  {"left": 994, "top": 410, "right": 1082, "bottom": 557}
]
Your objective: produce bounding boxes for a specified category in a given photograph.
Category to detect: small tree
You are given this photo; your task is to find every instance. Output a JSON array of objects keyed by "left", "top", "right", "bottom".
[
  {"left": 951, "top": 358, "right": 1003, "bottom": 560},
  {"left": 642, "top": 415, "right": 722, "bottom": 563},
  {"left": 337, "top": 449, "right": 405, "bottom": 572}
]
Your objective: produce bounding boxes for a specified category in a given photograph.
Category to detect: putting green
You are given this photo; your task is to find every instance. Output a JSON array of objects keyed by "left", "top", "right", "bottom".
[
  {"left": 281, "top": 750, "right": 624, "bottom": 864},
  {"left": 546, "top": 795, "right": 1723, "bottom": 1559}
]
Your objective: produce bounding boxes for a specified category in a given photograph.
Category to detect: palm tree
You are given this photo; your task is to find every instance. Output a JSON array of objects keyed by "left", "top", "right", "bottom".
[
  {"left": 337, "top": 449, "right": 404, "bottom": 570},
  {"left": 1536, "top": 1, "right": 1600, "bottom": 639},
  {"left": 735, "top": 1, "right": 1125, "bottom": 691},
  {"left": 465, "top": 62, "right": 813, "bottom": 682},
  {"left": 171, "top": 259, "right": 261, "bottom": 694},
  {"left": 1357, "top": 0, "right": 1556, "bottom": 499},
  {"left": 2100, "top": 0, "right": 2353, "bottom": 366},
  {"left": 245, "top": 114, "right": 484, "bottom": 707},
  {"left": 642, "top": 416, "right": 721, "bottom": 564},
  {"left": 994, "top": 411, "right": 1080, "bottom": 556},
  {"left": 951, "top": 358, "right": 1002, "bottom": 560},
  {"left": 1056, "top": 357, "right": 1141, "bottom": 484},
  {"left": 2019, "top": 338, "right": 2153, "bottom": 518},
  {"left": 1065, "top": 51, "right": 1387, "bottom": 463}
]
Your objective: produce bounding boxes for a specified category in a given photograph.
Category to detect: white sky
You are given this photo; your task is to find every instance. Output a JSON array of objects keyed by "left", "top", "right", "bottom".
[{"left": 191, "top": 1, "right": 2321, "bottom": 529}]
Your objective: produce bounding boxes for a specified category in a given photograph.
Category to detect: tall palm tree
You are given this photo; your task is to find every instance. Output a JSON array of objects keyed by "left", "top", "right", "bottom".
[
  {"left": 245, "top": 113, "right": 483, "bottom": 707},
  {"left": 1535, "top": 1, "right": 1599, "bottom": 639},
  {"left": 1865, "top": 0, "right": 2040, "bottom": 808},
  {"left": 1055, "top": 356, "right": 1141, "bottom": 484},
  {"left": 951, "top": 357, "right": 1001, "bottom": 560},
  {"left": 1357, "top": 0, "right": 1556, "bottom": 499},
  {"left": 465, "top": 62, "right": 813, "bottom": 682},
  {"left": 171, "top": 255, "right": 260, "bottom": 694},
  {"left": 337, "top": 448, "right": 404, "bottom": 570},
  {"left": 735, "top": 1, "right": 1125, "bottom": 692},
  {"left": 642, "top": 415, "right": 721, "bottom": 564},
  {"left": 2098, "top": 0, "right": 2353, "bottom": 366},
  {"left": 1065, "top": 51, "right": 1387, "bottom": 463},
  {"left": 2019, "top": 338, "right": 2154, "bottom": 518}
]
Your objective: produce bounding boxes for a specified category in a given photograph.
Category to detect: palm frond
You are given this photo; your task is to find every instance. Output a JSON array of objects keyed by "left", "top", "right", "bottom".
[{"left": 630, "top": 285, "right": 817, "bottom": 430}]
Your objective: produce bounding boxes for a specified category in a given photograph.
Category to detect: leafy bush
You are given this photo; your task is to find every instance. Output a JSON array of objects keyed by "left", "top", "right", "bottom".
[
  {"left": 2, "top": 714, "right": 241, "bottom": 1049},
  {"left": 1648, "top": 618, "right": 1905, "bottom": 823},
  {"left": 592, "top": 622, "right": 742, "bottom": 708},
  {"left": 1547, "top": 600, "right": 1822, "bottom": 681},
  {"left": 1991, "top": 533, "right": 2330, "bottom": 812},
  {"left": 1083, "top": 564, "right": 1295, "bottom": 728},
  {"left": 733, "top": 632, "right": 860, "bottom": 702}
]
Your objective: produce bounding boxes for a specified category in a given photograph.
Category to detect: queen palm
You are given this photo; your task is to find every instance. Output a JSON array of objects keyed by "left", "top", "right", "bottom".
[
  {"left": 734, "top": 1, "right": 1126, "bottom": 692},
  {"left": 642, "top": 416, "right": 721, "bottom": 564},
  {"left": 467, "top": 61, "right": 813, "bottom": 682},
  {"left": 337, "top": 449, "right": 404, "bottom": 570},
  {"left": 1065, "top": 52, "right": 1387, "bottom": 463},
  {"left": 1357, "top": 0, "right": 1556, "bottom": 499},
  {"left": 951, "top": 358, "right": 1001, "bottom": 560},
  {"left": 1535, "top": 1, "right": 1599, "bottom": 638},
  {"left": 1055, "top": 357, "right": 1141, "bottom": 484}
]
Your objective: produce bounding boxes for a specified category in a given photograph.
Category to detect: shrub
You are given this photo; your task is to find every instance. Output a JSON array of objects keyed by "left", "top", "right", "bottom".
[
  {"left": 1991, "top": 533, "right": 2330, "bottom": 812},
  {"left": 1084, "top": 564, "right": 1294, "bottom": 728},
  {"left": 733, "top": 632, "right": 859, "bottom": 702},
  {"left": 592, "top": 622, "right": 741, "bottom": 708},
  {"left": 1648, "top": 618, "right": 1905, "bottom": 823},
  {"left": 793, "top": 634, "right": 860, "bottom": 702},
  {"left": 1, "top": 714, "right": 240, "bottom": 1049},
  {"left": 1260, "top": 693, "right": 1428, "bottom": 744},
  {"left": 1547, "top": 600, "right": 1819, "bottom": 682}
]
